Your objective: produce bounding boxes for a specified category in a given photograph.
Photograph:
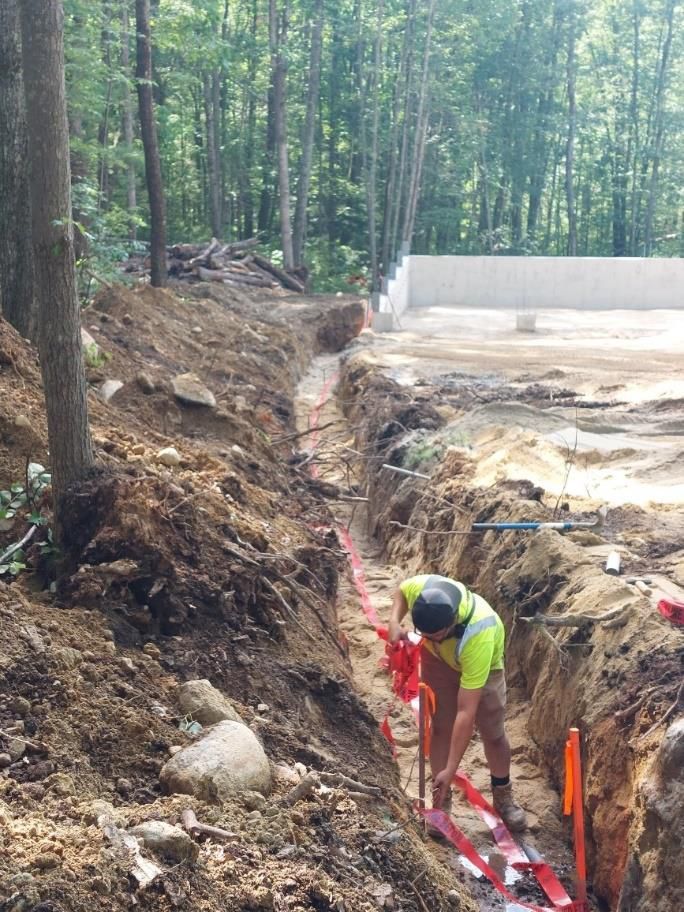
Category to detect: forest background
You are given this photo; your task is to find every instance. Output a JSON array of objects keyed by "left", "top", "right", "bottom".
[{"left": 12, "top": 0, "right": 684, "bottom": 292}]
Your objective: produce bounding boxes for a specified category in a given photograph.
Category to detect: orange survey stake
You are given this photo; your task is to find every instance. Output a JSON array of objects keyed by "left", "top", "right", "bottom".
[{"left": 569, "top": 728, "right": 588, "bottom": 906}]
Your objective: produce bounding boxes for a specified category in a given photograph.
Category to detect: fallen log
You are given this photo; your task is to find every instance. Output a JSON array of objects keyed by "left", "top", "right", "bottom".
[
  {"left": 189, "top": 237, "right": 221, "bottom": 267},
  {"left": 217, "top": 237, "right": 259, "bottom": 257},
  {"left": 252, "top": 254, "right": 306, "bottom": 293}
]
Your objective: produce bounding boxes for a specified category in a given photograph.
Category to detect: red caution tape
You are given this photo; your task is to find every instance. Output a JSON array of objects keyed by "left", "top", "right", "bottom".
[{"left": 309, "top": 373, "right": 583, "bottom": 912}]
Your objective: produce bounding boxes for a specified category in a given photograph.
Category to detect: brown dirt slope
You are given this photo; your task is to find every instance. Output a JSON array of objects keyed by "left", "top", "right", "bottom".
[
  {"left": 339, "top": 350, "right": 684, "bottom": 912},
  {"left": 0, "top": 287, "right": 475, "bottom": 912}
]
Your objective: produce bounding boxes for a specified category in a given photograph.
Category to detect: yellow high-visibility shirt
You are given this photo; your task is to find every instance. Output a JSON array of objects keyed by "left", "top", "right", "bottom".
[{"left": 399, "top": 574, "right": 505, "bottom": 689}]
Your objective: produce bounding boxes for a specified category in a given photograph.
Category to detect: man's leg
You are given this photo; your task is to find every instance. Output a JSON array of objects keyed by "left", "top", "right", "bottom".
[
  {"left": 421, "top": 647, "right": 460, "bottom": 783},
  {"left": 476, "top": 671, "right": 527, "bottom": 831}
]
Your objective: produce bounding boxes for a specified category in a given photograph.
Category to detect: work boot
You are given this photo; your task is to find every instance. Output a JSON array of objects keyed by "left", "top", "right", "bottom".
[
  {"left": 492, "top": 782, "right": 528, "bottom": 832},
  {"left": 426, "top": 789, "right": 452, "bottom": 839}
]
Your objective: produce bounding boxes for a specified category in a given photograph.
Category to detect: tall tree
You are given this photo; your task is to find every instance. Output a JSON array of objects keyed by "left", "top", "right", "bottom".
[
  {"left": 564, "top": 0, "right": 578, "bottom": 256},
  {"left": 270, "top": 0, "right": 295, "bottom": 270},
  {"left": 0, "top": 0, "right": 36, "bottom": 340},
  {"left": 136, "top": 0, "right": 167, "bottom": 286},
  {"left": 292, "top": 0, "right": 324, "bottom": 268},
  {"left": 19, "top": 0, "right": 94, "bottom": 530},
  {"left": 121, "top": 0, "right": 137, "bottom": 240}
]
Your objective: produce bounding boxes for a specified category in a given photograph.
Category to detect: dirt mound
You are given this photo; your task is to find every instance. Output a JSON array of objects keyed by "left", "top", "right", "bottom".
[
  {"left": 0, "top": 289, "right": 483, "bottom": 912},
  {"left": 339, "top": 350, "right": 684, "bottom": 911}
]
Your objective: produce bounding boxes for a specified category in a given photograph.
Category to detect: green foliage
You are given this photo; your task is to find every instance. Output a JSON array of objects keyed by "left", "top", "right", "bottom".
[
  {"left": 403, "top": 428, "right": 470, "bottom": 471},
  {"left": 0, "top": 464, "right": 52, "bottom": 579},
  {"left": 83, "top": 342, "right": 111, "bottom": 370},
  {"left": 59, "top": 0, "right": 684, "bottom": 291}
]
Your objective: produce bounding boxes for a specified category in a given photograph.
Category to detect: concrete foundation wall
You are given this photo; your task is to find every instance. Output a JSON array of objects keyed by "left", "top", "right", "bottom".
[
  {"left": 377, "top": 252, "right": 411, "bottom": 319},
  {"left": 407, "top": 256, "right": 684, "bottom": 310}
]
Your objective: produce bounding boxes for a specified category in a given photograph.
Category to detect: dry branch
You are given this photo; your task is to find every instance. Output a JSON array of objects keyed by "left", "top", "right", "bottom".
[
  {"left": 318, "top": 771, "right": 381, "bottom": 796},
  {"left": 519, "top": 604, "right": 630, "bottom": 628},
  {"left": 181, "top": 808, "right": 239, "bottom": 843},
  {"left": 280, "top": 772, "right": 320, "bottom": 806}
]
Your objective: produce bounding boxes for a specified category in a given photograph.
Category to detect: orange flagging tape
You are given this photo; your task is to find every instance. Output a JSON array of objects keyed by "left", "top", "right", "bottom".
[{"left": 307, "top": 376, "right": 586, "bottom": 912}]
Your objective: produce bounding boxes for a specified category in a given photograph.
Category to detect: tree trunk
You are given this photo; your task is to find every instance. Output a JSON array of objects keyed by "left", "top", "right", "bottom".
[
  {"left": 365, "top": 0, "right": 385, "bottom": 293},
  {"left": 204, "top": 70, "right": 223, "bottom": 238},
  {"left": 0, "top": 0, "right": 36, "bottom": 340},
  {"left": 121, "top": 0, "right": 137, "bottom": 240},
  {"left": 564, "top": 1, "right": 578, "bottom": 256},
  {"left": 270, "top": 0, "right": 294, "bottom": 271},
  {"left": 19, "top": 0, "right": 94, "bottom": 529},
  {"left": 643, "top": 0, "right": 676, "bottom": 256},
  {"left": 381, "top": 0, "right": 414, "bottom": 270},
  {"left": 135, "top": 0, "right": 167, "bottom": 286},
  {"left": 292, "top": 0, "right": 323, "bottom": 268},
  {"left": 402, "top": 0, "right": 436, "bottom": 247}
]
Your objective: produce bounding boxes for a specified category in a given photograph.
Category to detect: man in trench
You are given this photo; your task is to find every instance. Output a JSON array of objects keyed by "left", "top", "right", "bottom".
[{"left": 388, "top": 574, "right": 528, "bottom": 833}]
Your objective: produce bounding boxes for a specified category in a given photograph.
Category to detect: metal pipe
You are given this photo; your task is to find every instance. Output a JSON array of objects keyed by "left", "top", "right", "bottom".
[{"left": 471, "top": 521, "right": 599, "bottom": 531}]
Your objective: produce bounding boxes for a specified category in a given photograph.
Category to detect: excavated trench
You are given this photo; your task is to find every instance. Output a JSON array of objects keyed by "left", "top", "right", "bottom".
[{"left": 295, "top": 346, "right": 684, "bottom": 912}]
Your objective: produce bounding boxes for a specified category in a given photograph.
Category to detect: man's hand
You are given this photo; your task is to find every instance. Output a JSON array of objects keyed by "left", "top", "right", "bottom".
[
  {"left": 432, "top": 765, "right": 456, "bottom": 809},
  {"left": 388, "top": 619, "right": 407, "bottom": 644}
]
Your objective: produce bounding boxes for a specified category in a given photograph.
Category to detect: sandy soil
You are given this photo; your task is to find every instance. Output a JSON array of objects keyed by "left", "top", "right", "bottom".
[
  {"left": 361, "top": 307, "right": 684, "bottom": 508},
  {"left": 295, "top": 356, "right": 582, "bottom": 911}
]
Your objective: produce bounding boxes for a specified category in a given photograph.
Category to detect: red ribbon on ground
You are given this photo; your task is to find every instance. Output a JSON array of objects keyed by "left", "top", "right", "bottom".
[{"left": 308, "top": 371, "right": 339, "bottom": 479}]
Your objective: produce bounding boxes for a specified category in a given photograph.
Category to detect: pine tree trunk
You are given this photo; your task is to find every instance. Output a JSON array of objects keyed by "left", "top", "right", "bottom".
[
  {"left": 19, "top": 0, "right": 94, "bottom": 529},
  {"left": 564, "top": 1, "right": 578, "bottom": 257},
  {"left": 270, "top": 0, "right": 294, "bottom": 271},
  {"left": 135, "top": 0, "right": 167, "bottom": 286},
  {"left": 402, "top": 0, "right": 436, "bottom": 248},
  {"left": 381, "top": 0, "right": 414, "bottom": 271},
  {"left": 0, "top": 0, "right": 36, "bottom": 340},
  {"left": 292, "top": 1, "right": 323, "bottom": 268},
  {"left": 204, "top": 71, "right": 223, "bottom": 238},
  {"left": 366, "top": 0, "right": 384, "bottom": 293},
  {"left": 121, "top": 0, "right": 137, "bottom": 240}
]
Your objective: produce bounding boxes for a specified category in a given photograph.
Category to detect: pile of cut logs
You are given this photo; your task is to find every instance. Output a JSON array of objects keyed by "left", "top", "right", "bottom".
[{"left": 124, "top": 237, "right": 307, "bottom": 294}]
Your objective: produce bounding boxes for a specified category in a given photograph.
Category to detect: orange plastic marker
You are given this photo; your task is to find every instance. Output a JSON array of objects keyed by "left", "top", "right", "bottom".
[
  {"left": 563, "top": 738, "right": 573, "bottom": 816},
  {"left": 418, "top": 682, "right": 427, "bottom": 813},
  {"left": 569, "top": 728, "right": 587, "bottom": 905}
]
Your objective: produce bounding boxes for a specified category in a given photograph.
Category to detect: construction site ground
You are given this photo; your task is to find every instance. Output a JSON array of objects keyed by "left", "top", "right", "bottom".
[{"left": 1, "top": 289, "right": 682, "bottom": 912}]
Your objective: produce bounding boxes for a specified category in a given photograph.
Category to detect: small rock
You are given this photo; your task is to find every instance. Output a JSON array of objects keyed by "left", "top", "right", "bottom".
[
  {"left": 257, "top": 703, "right": 269, "bottom": 713},
  {"left": 52, "top": 646, "right": 83, "bottom": 670},
  {"left": 157, "top": 446, "right": 181, "bottom": 467},
  {"left": 178, "top": 679, "right": 244, "bottom": 726},
  {"left": 131, "top": 443, "right": 146, "bottom": 456},
  {"left": 8, "top": 739, "right": 26, "bottom": 762},
  {"left": 47, "top": 773, "right": 75, "bottom": 797},
  {"left": 32, "top": 851, "right": 61, "bottom": 871},
  {"left": 10, "top": 874, "right": 34, "bottom": 888},
  {"left": 11, "top": 697, "right": 31, "bottom": 717},
  {"left": 246, "top": 810, "right": 262, "bottom": 821},
  {"left": 119, "top": 657, "right": 136, "bottom": 675},
  {"left": 122, "top": 313, "right": 133, "bottom": 325},
  {"left": 143, "top": 642, "right": 161, "bottom": 660},
  {"left": 116, "top": 777, "right": 133, "bottom": 798},
  {"left": 273, "top": 764, "right": 299, "bottom": 786},
  {"left": 129, "top": 820, "right": 199, "bottom": 862},
  {"left": 168, "top": 745, "right": 182, "bottom": 757},
  {"left": 276, "top": 845, "right": 297, "bottom": 859},
  {"left": 99, "top": 380, "right": 124, "bottom": 403},
  {"left": 233, "top": 395, "right": 248, "bottom": 412},
  {"left": 659, "top": 718, "right": 684, "bottom": 781},
  {"left": 14, "top": 415, "right": 31, "bottom": 429},
  {"left": 447, "top": 890, "right": 461, "bottom": 905},
  {"left": 191, "top": 326, "right": 202, "bottom": 335},
  {"left": 242, "top": 790, "right": 266, "bottom": 811},
  {"left": 80, "top": 799, "right": 119, "bottom": 826},
  {"left": 171, "top": 373, "right": 216, "bottom": 408},
  {"left": 371, "top": 883, "right": 394, "bottom": 909},
  {"left": 136, "top": 372, "right": 156, "bottom": 394},
  {"left": 0, "top": 753, "right": 12, "bottom": 768},
  {"left": 293, "top": 762, "right": 308, "bottom": 779}
]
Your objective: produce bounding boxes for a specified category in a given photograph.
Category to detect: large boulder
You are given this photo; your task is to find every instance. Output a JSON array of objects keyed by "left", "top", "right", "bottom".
[
  {"left": 160, "top": 721, "right": 271, "bottom": 801},
  {"left": 171, "top": 373, "right": 216, "bottom": 408},
  {"left": 178, "top": 679, "right": 244, "bottom": 726}
]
